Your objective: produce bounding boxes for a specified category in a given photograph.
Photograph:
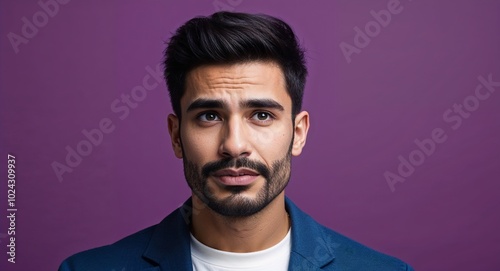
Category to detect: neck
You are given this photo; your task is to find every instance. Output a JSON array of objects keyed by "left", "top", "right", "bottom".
[{"left": 190, "top": 193, "right": 290, "bottom": 253}]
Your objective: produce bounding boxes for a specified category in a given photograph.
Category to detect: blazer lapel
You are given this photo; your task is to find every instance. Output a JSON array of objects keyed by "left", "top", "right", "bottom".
[
  {"left": 286, "top": 198, "right": 336, "bottom": 270},
  {"left": 141, "top": 199, "right": 194, "bottom": 271}
]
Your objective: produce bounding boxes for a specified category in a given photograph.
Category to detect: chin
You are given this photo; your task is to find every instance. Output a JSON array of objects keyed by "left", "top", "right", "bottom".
[
  {"left": 224, "top": 185, "right": 251, "bottom": 194},
  {"left": 205, "top": 191, "right": 269, "bottom": 217}
]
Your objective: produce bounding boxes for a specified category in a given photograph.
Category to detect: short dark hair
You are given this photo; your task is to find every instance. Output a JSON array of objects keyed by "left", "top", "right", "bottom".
[{"left": 163, "top": 11, "right": 307, "bottom": 118}]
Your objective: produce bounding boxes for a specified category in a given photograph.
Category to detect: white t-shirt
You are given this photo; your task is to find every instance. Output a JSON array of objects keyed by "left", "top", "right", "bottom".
[{"left": 190, "top": 229, "right": 291, "bottom": 271}]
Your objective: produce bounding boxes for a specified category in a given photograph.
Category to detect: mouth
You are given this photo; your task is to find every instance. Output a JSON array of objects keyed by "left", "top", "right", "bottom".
[{"left": 212, "top": 168, "right": 260, "bottom": 186}]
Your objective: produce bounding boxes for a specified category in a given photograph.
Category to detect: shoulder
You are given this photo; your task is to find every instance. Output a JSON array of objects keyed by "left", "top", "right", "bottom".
[
  {"left": 318, "top": 224, "right": 413, "bottom": 270},
  {"left": 59, "top": 199, "right": 195, "bottom": 271},
  {"left": 285, "top": 198, "right": 413, "bottom": 270},
  {"left": 58, "top": 224, "right": 157, "bottom": 271}
]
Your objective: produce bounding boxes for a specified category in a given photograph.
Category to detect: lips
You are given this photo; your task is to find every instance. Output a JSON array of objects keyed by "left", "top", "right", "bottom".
[{"left": 213, "top": 168, "right": 259, "bottom": 186}]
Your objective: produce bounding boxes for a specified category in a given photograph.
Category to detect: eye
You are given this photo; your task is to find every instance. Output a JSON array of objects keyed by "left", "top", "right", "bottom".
[
  {"left": 251, "top": 112, "right": 274, "bottom": 122},
  {"left": 197, "top": 112, "right": 221, "bottom": 122}
]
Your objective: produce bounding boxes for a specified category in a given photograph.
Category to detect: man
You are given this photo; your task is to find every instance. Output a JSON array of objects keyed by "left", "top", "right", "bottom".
[{"left": 59, "top": 11, "right": 414, "bottom": 270}]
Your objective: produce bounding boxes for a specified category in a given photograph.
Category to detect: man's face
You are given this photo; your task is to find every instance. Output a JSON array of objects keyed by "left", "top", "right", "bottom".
[{"left": 168, "top": 61, "right": 308, "bottom": 217}]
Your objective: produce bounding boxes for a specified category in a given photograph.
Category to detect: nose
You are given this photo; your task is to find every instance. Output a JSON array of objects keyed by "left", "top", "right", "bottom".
[{"left": 219, "top": 117, "right": 252, "bottom": 159}]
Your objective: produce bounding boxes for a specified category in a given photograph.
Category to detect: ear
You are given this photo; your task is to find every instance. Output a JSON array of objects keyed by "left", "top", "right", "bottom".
[
  {"left": 292, "top": 111, "right": 310, "bottom": 156},
  {"left": 167, "top": 114, "right": 183, "bottom": 159}
]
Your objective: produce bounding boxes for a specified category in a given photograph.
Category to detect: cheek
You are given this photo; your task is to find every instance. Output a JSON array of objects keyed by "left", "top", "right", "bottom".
[
  {"left": 181, "top": 125, "right": 219, "bottom": 161},
  {"left": 250, "top": 124, "right": 293, "bottom": 157}
]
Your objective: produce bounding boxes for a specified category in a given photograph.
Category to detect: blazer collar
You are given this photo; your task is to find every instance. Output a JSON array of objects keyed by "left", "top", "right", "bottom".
[
  {"left": 140, "top": 197, "right": 336, "bottom": 270},
  {"left": 286, "top": 197, "right": 336, "bottom": 270},
  {"left": 142, "top": 199, "right": 194, "bottom": 271}
]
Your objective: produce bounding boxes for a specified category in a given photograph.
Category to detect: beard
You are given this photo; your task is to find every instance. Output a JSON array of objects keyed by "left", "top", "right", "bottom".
[{"left": 182, "top": 141, "right": 293, "bottom": 218}]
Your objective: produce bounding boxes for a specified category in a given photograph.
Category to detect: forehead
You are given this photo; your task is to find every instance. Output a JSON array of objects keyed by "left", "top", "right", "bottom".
[{"left": 182, "top": 61, "right": 291, "bottom": 111}]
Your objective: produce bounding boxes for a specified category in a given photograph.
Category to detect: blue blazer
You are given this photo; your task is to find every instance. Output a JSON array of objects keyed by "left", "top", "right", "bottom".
[{"left": 59, "top": 198, "right": 414, "bottom": 270}]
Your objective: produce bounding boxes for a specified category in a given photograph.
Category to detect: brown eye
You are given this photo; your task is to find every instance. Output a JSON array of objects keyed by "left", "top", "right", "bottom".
[
  {"left": 198, "top": 112, "right": 221, "bottom": 122},
  {"left": 251, "top": 112, "right": 273, "bottom": 122},
  {"left": 257, "top": 112, "right": 269, "bottom": 120}
]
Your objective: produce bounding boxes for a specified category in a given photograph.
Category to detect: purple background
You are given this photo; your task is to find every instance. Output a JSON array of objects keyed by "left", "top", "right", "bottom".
[{"left": 1, "top": 0, "right": 499, "bottom": 270}]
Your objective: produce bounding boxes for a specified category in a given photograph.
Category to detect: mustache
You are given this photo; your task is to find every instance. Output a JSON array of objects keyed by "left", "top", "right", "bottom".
[{"left": 202, "top": 157, "right": 270, "bottom": 180}]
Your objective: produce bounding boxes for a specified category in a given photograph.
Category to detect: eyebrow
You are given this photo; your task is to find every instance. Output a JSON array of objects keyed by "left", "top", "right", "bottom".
[
  {"left": 241, "top": 99, "right": 284, "bottom": 111},
  {"left": 186, "top": 98, "right": 285, "bottom": 112},
  {"left": 186, "top": 99, "right": 225, "bottom": 112}
]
